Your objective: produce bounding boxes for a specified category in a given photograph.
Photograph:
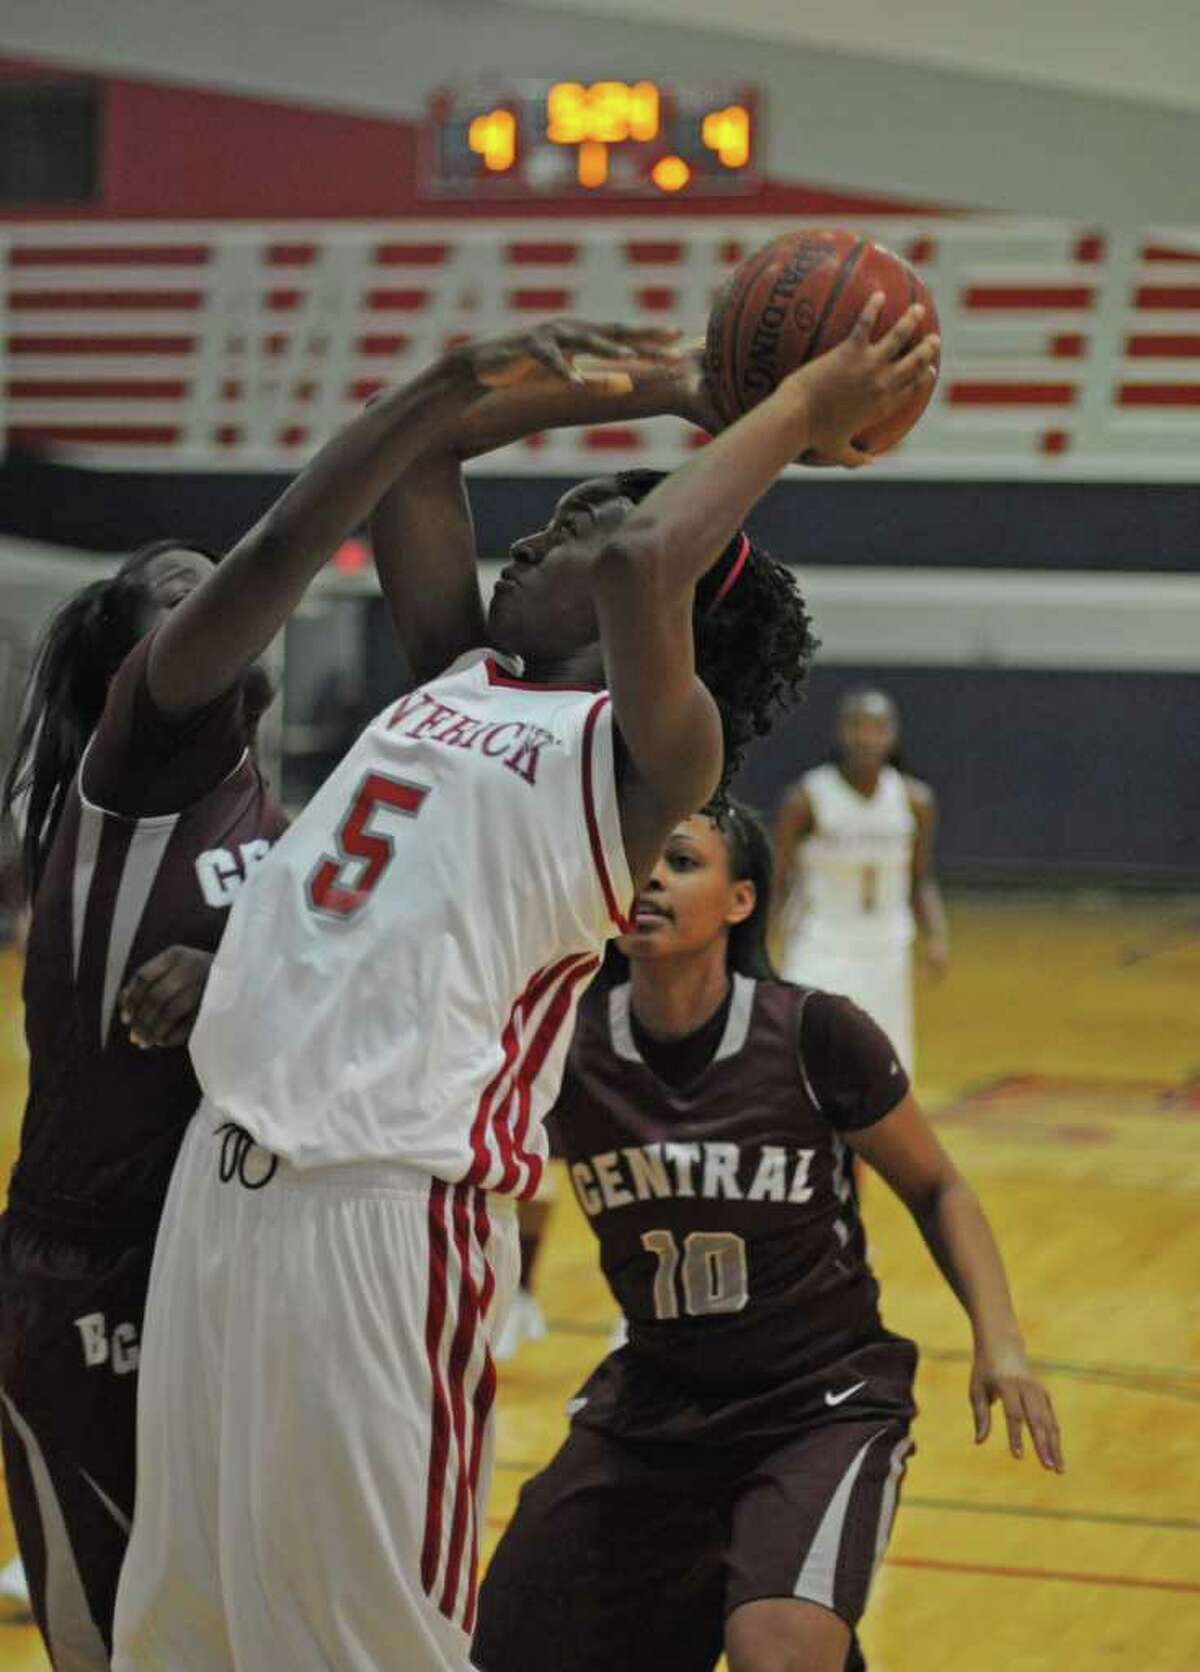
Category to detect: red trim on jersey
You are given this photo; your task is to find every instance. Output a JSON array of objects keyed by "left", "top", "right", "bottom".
[
  {"left": 420, "top": 1181, "right": 453, "bottom": 1598},
  {"left": 466, "top": 954, "right": 583, "bottom": 1189},
  {"left": 582, "top": 694, "right": 632, "bottom": 932},
  {"left": 503, "top": 953, "right": 601, "bottom": 1198},
  {"left": 487, "top": 953, "right": 594, "bottom": 1196},
  {"left": 483, "top": 655, "right": 597, "bottom": 695},
  {"left": 467, "top": 1012, "right": 522, "bottom": 1187},
  {"left": 439, "top": 1184, "right": 481, "bottom": 1620}
]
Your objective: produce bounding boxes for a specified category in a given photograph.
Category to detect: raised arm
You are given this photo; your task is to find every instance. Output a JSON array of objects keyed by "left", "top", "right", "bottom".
[
  {"left": 145, "top": 355, "right": 486, "bottom": 717},
  {"left": 368, "top": 321, "right": 692, "bottom": 684},
  {"left": 593, "top": 297, "right": 938, "bottom": 881}
]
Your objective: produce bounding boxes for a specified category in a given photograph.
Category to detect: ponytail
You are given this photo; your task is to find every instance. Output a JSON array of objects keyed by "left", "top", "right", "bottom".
[
  {"left": 2, "top": 571, "right": 152, "bottom": 898},
  {"left": 708, "top": 796, "right": 777, "bottom": 980}
]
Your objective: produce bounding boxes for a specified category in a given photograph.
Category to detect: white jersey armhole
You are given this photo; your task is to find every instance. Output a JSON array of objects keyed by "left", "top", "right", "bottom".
[{"left": 580, "top": 695, "right": 633, "bottom": 933}]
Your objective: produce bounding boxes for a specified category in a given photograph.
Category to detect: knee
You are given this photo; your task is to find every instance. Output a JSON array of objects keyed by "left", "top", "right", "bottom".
[
  {"left": 728, "top": 1651, "right": 841, "bottom": 1672},
  {"left": 725, "top": 1598, "right": 850, "bottom": 1672}
]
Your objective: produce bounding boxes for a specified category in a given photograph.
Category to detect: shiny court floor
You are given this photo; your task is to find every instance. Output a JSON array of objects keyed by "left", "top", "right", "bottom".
[{"left": 2, "top": 891, "right": 1198, "bottom": 1669}]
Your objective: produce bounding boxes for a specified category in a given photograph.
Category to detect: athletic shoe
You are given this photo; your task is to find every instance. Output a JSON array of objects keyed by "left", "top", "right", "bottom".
[
  {"left": 0, "top": 1555, "right": 30, "bottom": 1611},
  {"left": 494, "top": 1289, "right": 548, "bottom": 1363}
]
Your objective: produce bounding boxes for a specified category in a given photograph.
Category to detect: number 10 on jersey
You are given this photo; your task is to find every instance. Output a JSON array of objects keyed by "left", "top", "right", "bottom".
[{"left": 641, "top": 1229, "right": 749, "bottom": 1319}]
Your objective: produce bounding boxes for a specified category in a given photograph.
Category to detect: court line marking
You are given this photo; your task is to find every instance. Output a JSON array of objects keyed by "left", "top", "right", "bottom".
[
  {"left": 918, "top": 1344, "right": 1200, "bottom": 1403},
  {"left": 483, "top": 1513, "right": 1200, "bottom": 1596},
  {"left": 887, "top": 1555, "right": 1200, "bottom": 1596},
  {"left": 494, "top": 1459, "right": 1197, "bottom": 1537},
  {"left": 539, "top": 1321, "right": 1200, "bottom": 1400},
  {"left": 903, "top": 1494, "right": 1200, "bottom": 1536}
]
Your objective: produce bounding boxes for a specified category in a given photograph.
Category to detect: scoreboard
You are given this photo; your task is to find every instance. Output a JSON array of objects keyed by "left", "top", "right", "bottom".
[{"left": 423, "top": 81, "right": 760, "bottom": 199}]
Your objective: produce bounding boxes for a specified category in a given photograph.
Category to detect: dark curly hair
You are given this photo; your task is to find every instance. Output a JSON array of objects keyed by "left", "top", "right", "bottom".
[{"left": 614, "top": 470, "right": 817, "bottom": 787}]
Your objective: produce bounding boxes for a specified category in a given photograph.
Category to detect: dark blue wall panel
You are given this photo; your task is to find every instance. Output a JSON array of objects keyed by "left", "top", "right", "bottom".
[{"left": 735, "top": 665, "right": 1200, "bottom": 883}]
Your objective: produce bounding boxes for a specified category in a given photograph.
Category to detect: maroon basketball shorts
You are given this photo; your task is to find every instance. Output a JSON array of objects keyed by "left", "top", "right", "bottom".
[
  {"left": 473, "top": 1405, "right": 913, "bottom": 1672},
  {"left": 0, "top": 1215, "right": 153, "bottom": 1663}
]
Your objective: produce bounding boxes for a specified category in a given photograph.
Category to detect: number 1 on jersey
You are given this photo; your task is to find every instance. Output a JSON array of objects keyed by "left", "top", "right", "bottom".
[{"left": 306, "top": 771, "right": 430, "bottom": 920}]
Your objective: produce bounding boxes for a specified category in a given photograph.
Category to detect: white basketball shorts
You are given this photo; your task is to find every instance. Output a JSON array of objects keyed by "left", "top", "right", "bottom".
[
  {"left": 780, "top": 942, "right": 915, "bottom": 1079},
  {"left": 112, "top": 1107, "right": 519, "bottom": 1671}
]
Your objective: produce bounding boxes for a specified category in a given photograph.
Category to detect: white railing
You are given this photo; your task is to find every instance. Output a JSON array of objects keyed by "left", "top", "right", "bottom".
[{"left": 2, "top": 217, "right": 1200, "bottom": 479}]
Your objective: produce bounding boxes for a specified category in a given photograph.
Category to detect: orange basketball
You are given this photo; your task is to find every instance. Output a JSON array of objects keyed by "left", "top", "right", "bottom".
[{"left": 703, "top": 228, "right": 939, "bottom": 455}]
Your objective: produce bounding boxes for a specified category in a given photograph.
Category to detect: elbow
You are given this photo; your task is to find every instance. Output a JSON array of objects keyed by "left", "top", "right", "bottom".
[{"left": 914, "top": 1167, "right": 968, "bottom": 1227}]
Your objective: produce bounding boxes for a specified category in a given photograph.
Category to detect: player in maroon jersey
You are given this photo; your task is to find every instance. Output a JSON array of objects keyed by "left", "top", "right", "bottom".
[
  {"left": 0, "top": 539, "right": 285, "bottom": 1657},
  {"left": 473, "top": 803, "right": 1062, "bottom": 1672}
]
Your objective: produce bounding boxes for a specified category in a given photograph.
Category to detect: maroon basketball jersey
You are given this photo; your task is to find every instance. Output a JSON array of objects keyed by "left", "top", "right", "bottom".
[
  {"left": 11, "top": 633, "right": 287, "bottom": 1240},
  {"left": 551, "top": 975, "right": 913, "bottom": 1433}
]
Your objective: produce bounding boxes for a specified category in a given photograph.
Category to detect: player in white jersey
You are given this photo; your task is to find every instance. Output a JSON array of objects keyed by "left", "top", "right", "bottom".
[
  {"left": 112, "top": 303, "right": 939, "bottom": 1671},
  {"left": 773, "top": 688, "right": 948, "bottom": 1075}
]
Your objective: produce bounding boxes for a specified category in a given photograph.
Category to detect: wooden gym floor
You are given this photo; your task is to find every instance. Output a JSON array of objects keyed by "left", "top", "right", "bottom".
[{"left": 1, "top": 891, "right": 1198, "bottom": 1669}]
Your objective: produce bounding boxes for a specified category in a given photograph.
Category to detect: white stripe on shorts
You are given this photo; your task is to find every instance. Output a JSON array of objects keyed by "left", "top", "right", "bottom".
[
  {"left": 872, "top": 1434, "right": 914, "bottom": 1577},
  {"left": 793, "top": 1426, "right": 888, "bottom": 1611},
  {"left": 1, "top": 1392, "right": 109, "bottom": 1671}
]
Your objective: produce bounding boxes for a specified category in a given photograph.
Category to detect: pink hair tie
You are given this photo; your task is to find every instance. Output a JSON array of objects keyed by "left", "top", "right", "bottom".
[{"left": 705, "top": 532, "right": 750, "bottom": 618}]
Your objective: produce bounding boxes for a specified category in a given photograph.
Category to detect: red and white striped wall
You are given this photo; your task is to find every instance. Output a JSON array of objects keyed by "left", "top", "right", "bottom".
[{"left": 3, "top": 217, "right": 1200, "bottom": 478}]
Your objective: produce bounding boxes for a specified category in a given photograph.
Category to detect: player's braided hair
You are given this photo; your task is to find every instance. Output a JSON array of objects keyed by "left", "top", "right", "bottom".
[
  {"left": 702, "top": 794, "right": 777, "bottom": 979},
  {"left": 613, "top": 470, "right": 817, "bottom": 789},
  {"left": 1, "top": 541, "right": 217, "bottom": 899}
]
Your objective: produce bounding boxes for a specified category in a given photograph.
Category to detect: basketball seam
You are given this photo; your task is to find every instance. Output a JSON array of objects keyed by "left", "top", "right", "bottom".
[
  {"left": 808, "top": 238, "right": 869, "bottom": 360},
  {"left": 726, "top": 239, "right": 787, "bottom": 418}
]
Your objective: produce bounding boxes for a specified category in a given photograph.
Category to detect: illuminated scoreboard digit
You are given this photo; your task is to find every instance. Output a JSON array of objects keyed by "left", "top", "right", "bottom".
[{"left": 423, "top": 81, "right": 760, "bottom": 198}]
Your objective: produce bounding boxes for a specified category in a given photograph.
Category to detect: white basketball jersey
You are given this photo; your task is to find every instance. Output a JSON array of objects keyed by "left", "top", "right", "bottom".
[
  {"left": 190, "top": 650, "right": 632, "bottom": 1198},
  {"left": 784, "top": 763, "right": 916, "bottom": 955}
]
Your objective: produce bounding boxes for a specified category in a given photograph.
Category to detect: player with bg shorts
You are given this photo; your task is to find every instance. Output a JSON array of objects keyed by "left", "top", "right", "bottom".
[
  {"left": 773, "top": 688, "right": 949, "bottom": 1075},
  {"left": 474, "top": 803, "right": 1061, "bottom": 1672},
  {"left": 111, "top": 300, "right": 939, "bottom": 1671},
  {"left": 0, "top": 544, "right": 284, "bottom": 1664}
]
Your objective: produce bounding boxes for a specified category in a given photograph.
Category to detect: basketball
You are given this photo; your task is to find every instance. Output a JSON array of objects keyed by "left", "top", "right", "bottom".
[{"left": 703, "top": 228, "right": 939, "bottom": 454}]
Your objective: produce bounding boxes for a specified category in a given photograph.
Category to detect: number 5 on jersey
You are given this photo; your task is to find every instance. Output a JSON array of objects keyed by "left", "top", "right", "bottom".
[{"left": 306, "top": 771, "right": 430, "bottom": 920}]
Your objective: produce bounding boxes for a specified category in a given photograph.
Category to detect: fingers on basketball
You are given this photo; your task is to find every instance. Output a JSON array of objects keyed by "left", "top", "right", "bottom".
[
  {"left": 877, "top": 302, "right": 926, "bottom": 361},
  {"left": 706, "top": 231, "right": 941, "bottom": 455},
  {"left": 851, "top": 291, "right": 886, "bottom": 344}
]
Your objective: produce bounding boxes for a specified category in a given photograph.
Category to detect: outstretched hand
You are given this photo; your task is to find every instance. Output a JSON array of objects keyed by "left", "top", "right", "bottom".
[
  {"left": 465, "top": 319, "right": 683, "bottom": 392},
  {"left": 673, "top": 338, "right": 724, "bottom": 434},
  {"left": 970, "top": 1337, "right": 1065, "bottom": 1473},
  {"left": 789, "top": 292, "right": 940, "bottom": 468}
]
